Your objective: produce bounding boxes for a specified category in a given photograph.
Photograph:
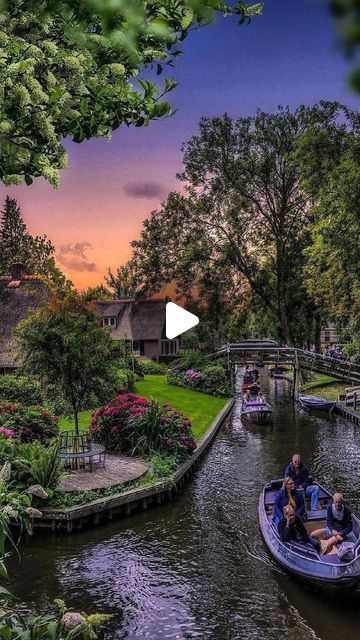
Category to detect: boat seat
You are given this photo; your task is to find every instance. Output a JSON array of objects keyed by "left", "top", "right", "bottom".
[{"left": 306, "top": 509, "right": 327, "bottom": 521}]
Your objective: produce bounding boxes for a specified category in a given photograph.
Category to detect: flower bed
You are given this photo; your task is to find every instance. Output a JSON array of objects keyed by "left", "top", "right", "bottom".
[
  {"left": 167, "top": 364, "right": 232, "bottom": 397},
  {"left": 90, "top": 393, "right": 196, "bottom": 460},
  {"left": 0, "top": 402, "right": 59, "bottom": 444}
]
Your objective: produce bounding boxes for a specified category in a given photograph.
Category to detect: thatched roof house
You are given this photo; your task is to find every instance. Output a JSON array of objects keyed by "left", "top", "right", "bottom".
[
  {"left": 95, "top": 299, "right": 178, "bottom": 361},
  {"left": 0, "top": 260, "right": 50, "bottom": 372}
]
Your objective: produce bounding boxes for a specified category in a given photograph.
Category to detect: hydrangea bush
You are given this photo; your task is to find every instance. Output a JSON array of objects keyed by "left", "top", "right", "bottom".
[
  {"left": 168, "top": 365, "right": 232, "bottom": 397},
  {"left": 0, "top": 402, "right": 59, "bottom": 444},
  {"left": 90, "top": 393, "right": 196, "bottom": 460}
]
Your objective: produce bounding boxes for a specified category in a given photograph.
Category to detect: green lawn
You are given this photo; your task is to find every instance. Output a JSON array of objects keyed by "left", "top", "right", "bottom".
[
  {"left": 135, "top": 376, "right": 229, "bottom": 440},
  {"left": 59, "top": 410, "right": 94, "bottom": 432},
  {"left": 300, "top": 374, "right": 347, "bottom": 401},
  {"left": 59, "top": 376, "right": 230, "bottom": 441}
]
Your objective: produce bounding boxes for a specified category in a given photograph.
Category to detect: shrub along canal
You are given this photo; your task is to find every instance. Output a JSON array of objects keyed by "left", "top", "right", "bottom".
[{"left": 8, "top": 372, "right": 360, "bottom": 640}]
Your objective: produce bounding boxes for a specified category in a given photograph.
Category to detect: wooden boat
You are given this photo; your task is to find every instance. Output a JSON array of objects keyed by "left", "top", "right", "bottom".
[
  {"left": 298, "top": 394, "right": 335, "bottom": 413},
  {"left": 241, "top": 400, "right": 273, "bottom": 423},
  {"left": 259, "top": 480, "right": 360, "bottom": 593}
]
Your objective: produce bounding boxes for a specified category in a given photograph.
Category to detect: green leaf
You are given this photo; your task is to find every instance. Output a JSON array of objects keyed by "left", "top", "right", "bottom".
[{"left": 181, "top": 9, "right": 193, "bottom": 29}]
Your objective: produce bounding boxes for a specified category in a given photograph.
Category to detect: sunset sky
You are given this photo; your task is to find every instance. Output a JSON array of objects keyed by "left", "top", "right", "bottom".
[{"left": 0, "top": 0, "right": 358, "bottom": 290}]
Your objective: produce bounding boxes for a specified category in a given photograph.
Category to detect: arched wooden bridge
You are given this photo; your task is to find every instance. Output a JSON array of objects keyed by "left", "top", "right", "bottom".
[{"left": 206, "top": 341, "right": 360, "bottom": 386}]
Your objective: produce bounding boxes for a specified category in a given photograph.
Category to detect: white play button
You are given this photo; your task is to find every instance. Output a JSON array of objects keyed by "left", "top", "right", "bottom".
[{"left": 166, "top": 302, "right": 199, "bottom": 339}]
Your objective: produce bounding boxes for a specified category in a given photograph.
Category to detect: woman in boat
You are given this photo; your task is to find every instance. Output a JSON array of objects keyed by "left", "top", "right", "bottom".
[
  {"left": 310, "top": 492, "right": 357, "bottom": 553},
  {"left": 243, "top": 390, "right": 251, "bottom": 404},
  {"left": 278, "top": 505, "right": 320, "bottom": 551},
  {"left": 273, "top": 477, "right": 305, "bottom": 525},
  {"left": 257, "top": 392, "right": 266, "bottom": 404}
]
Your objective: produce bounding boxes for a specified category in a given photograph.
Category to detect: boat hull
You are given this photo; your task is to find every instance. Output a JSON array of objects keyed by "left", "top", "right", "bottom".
[
  {"left": 259, "top": 482, "right": 360, "bottom": 594},
  {"left": 242, "top": 402, "right": 273, "bottom": 424},
  {"left": 298, "top": 395, "right": 335, "bottom": 412}
]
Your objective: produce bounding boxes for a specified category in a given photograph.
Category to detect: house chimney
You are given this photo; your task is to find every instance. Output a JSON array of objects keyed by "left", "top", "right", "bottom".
[{"left": 11, "top": 257, "right": 26, "bottom": 280}]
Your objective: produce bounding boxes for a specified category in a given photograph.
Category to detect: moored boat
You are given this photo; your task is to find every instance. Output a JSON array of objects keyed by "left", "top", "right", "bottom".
[
  {"left": 259, "top": 479, "right": 360, "bottom": 593},
  {"left": 241, "top": 401, "right": 273, "bottom": 424},
  {"left": 298, "top": 394, "right": 335, "bottom": 412}
]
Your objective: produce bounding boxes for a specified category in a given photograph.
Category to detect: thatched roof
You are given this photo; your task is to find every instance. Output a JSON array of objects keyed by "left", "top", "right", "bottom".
[
  {"left": 95, "top": 299, "right": 166, "bottom": 341},
  {"left": 0, "top": 275, "right": 50, "bottom": 368}
]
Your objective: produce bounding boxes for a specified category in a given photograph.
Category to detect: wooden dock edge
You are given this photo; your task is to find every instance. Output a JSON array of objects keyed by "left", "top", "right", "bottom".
[
  {"left": 333, "top": 402, "right": 360, "bottom": 425},
  {"left": 37, "top": 398, "right": 235, "bottom": 533}
]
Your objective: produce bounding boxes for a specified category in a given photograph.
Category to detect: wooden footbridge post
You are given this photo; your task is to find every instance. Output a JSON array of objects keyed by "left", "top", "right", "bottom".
[{"left": 292, "top": 349, "right": 300, "bottom": 402}]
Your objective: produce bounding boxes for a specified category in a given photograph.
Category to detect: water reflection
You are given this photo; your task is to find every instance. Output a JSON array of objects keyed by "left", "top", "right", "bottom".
[{"left": 8, "top": 371, "right": 360, "bottom": 639}]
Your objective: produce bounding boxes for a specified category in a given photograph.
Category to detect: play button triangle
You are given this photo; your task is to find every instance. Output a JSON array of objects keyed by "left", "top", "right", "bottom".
[{"left": 166, "top": 302, "right": 199, "bottom": 339}]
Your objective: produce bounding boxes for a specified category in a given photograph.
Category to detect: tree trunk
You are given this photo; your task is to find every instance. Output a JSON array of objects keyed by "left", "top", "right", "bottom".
[
  {"left": 74, "top": 409, "right": 79, "bottom": 438},
  {"left": 276, "top": 242, "right": 293, "bottom": 346}
]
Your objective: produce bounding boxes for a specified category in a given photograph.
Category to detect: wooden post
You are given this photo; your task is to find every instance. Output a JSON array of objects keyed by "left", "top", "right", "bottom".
[{"left": 292, "top": 350, "right": 300, "bottom": 402}]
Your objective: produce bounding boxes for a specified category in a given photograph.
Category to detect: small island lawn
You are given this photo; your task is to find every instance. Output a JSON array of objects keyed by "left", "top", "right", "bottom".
[
  {"left": 300, "top": 374, "right": 347, "bottom": 401},
  {"left": 135, "top": 375, "right": 230, "bottom": 441},
  {"left": 59, "top": 375, "right": 230, "bottom": 440}
]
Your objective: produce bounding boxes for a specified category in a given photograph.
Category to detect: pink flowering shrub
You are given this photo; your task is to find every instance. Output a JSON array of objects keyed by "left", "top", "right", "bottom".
[
  {"left": 0, "top": 402, "right": 59, "bottom": 444},
  {"left": 90, "top": 393, "right": 196, "bottom": 459}
]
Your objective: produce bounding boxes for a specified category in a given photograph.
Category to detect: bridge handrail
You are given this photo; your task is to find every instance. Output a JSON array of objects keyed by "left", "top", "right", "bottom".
[{"left": 207, "top": 343, "right": 360, "bottom": 377}]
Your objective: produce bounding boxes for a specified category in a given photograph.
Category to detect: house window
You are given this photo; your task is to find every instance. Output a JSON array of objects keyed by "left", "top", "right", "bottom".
[
  {"left": 102, "top": 316, "right": 116, "bottom": 327},
  {"left": 324, "top": 331, "right": 330, "bottom": 343},
  {"left": 161, "top": 340, "right": 178, "bottom": 355}
]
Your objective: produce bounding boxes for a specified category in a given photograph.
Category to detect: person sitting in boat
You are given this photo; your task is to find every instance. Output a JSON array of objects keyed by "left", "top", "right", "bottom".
[
  {"left": 243, "top": 390, "right": 251, "bottom": 404},
  {"left": 273, "top": 477, "right": 305, "bottom": 525},
  {"left": 310, "top": 492, "right": 357, "bottom": 553},
  {"left": 257, "top": 392, "right": 266, "bottom": 404},
  {"left": 278, "top": 505, "right": 320, "bottom": 551},
  {"left": 284, "top": 454, "right": 320, "bottom": 512}
]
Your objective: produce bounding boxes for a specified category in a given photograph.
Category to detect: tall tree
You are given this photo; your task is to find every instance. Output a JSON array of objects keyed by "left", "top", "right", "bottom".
[
  {"left": 0, "top": 0, "right": 261, "bottom": 187},
  {"left": 0, "top": 196, "right": 71, "bottom": 290},
  {"left": 132, "top": 105, "right": 344, "bottom": 345},
  {"left": 298, "top": 106, "right": 360, "bottom": 333}
]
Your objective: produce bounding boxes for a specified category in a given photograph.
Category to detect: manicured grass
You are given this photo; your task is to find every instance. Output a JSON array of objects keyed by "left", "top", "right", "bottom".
[
  {"left": 59, "top": 409, "right": 93, "bottom": 432},
  {"left": 58, "top": 376, "right": 230, "bottom": 441},
  {"left": 300, "top": 374, "right": 347, "bottom": 401},
  {"left": 135, "top": 376, "right": 230, "bottom": 441}
]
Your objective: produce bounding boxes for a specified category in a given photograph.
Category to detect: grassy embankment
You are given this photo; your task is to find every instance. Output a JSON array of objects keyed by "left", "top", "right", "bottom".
[
  {"left": 53, "top": 376, "right": 230, "bottom": 508},
  {"left": 59, "top": 375, "right": 230, "bottom": 441},
  {"left": 300, "top": 374, "right": 348, "bottom": 401}
]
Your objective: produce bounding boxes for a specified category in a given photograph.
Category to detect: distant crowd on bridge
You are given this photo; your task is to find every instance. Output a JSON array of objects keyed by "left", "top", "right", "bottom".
[{"left": 322, "top": 345, "right": 346, "bottom": 361}]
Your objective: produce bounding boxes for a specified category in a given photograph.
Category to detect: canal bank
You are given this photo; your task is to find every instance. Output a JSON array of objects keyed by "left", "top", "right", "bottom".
[
  {"left": 8, "top": 371, "right": 360, "bottom": 640},
  {"left": 39, "top": 398, "right": 235, "bottom": 533}
]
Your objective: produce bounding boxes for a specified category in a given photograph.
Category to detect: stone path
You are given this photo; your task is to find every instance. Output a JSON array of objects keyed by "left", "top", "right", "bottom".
[{"left": 58, "top": 454, "right": 148, "bottom": 492}]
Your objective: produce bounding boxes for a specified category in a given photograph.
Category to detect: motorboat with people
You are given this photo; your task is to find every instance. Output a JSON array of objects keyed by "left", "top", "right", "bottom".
[
  {"left": 297, "top": 394, "right": 335, "bottom": 413},
  {"left": 241, "top": 399, "right": 273, "bottom": 424},
  {"left": 242, "top": 368, "right": 261, "bottom": 393},
  {"left": 259, "top": 479, "right": 360, "bottom": 593}
]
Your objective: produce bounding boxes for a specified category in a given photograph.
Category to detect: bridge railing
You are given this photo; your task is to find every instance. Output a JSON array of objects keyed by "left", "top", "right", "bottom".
[{"left": 207, "top": 343, "right": 360, "bottom": 385}]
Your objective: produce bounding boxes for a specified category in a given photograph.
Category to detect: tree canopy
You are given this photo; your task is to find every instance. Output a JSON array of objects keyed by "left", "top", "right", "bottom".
[
  {"left": 129, "top": 101, "right": 357, "bottom": 347},
  {"left": 0, "top": 0, "right": 262, "bottom": 187}
]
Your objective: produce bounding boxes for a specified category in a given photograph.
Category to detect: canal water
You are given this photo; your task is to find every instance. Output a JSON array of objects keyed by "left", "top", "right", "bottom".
[{"left": 8, "top": 372, "right": 360, "bottom": 639}]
